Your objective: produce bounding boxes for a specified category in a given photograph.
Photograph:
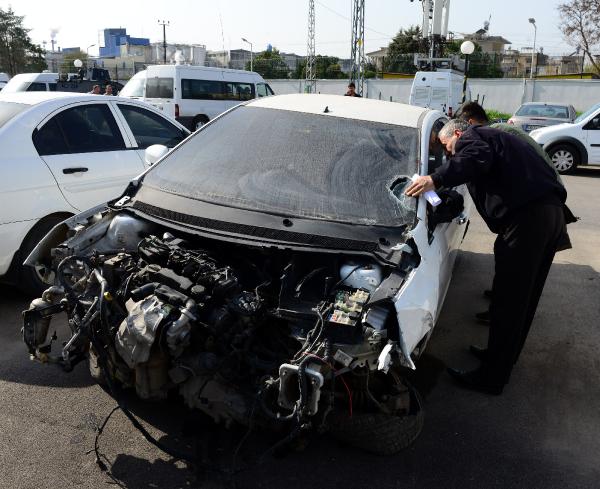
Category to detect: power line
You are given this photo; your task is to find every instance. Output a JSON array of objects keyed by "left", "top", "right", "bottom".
[{"left": 315, "top": 0, "right": 394, "bottom": 39}]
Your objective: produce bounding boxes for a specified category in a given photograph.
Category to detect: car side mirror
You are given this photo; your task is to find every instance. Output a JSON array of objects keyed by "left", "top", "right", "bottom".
[{"left": 144, "top": 144, "right": 169, "bottom": 166}]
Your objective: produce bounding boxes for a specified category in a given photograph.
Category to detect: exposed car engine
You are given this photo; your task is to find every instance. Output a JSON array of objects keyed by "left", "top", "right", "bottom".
[{"left": 22, "top": 210, "right": 423, "bottom": 456}]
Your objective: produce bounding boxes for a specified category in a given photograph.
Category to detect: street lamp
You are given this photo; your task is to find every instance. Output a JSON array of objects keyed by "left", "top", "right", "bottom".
[
  {"left": 460, "top": 40, "right": 475, "bottom": 105},
  {"left": 242, "top": 38, "right": 253, "bottom": 71},
  {"left": 86, "top": 44, "right": 96, "bottom": 56},
  {"left": 529, "top": 18, "right": 537, "bottom": 79}
]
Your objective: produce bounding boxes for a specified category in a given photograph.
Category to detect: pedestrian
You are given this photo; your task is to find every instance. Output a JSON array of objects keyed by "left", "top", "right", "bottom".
[
  {"left": 405, "top": 119, "right": 570, "bottom": 395},
  {"left": 89, "top": 84, "right": 101, "bottom": 95},
  {"left": 457, "top": 102, "right": 573, "bottom": 324},
  {"left": 104, "top": 84, "right": 114, "bottom": 96},
  {"left": 344, "top": 82, "right": 361, "bottom": 97}
]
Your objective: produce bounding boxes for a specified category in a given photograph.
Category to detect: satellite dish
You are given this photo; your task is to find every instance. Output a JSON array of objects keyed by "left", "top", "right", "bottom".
[{"left": 73, "top": 59, "right": 83, "bottom": 68}]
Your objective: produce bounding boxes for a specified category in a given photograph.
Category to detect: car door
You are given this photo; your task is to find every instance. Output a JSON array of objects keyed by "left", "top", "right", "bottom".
[
  {"left": 583, "top": 110, "right": 600, "bottom": 163},
  {"left": 34, "top": 102, "right": 145, "bottom": 211},
  {"left": 114, "top": 102, "right": 189, "bottom": 165}
]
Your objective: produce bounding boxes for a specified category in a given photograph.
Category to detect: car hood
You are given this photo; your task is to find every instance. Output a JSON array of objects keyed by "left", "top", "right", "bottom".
[{"left": 529, "top": 122, "right": 575, "bottom": 142}]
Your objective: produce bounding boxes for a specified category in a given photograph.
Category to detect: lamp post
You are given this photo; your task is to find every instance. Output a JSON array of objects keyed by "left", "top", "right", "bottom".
[
  {"left": 86, "top": 43, "right": 95, "bottom": 56},
  {"left": 460, "top": 40, "right": 475, "bottom": 105},
  {"left": 528, "top": 18, "right": 537, "bottom": 79},
  {"left": 242, "top": 38, "right": 253, "bottom": 71}
]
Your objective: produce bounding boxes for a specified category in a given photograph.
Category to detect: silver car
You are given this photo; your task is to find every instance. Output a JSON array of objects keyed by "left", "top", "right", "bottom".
[{"left": 508, "top": 102, "right": 576, "bottom": 132}]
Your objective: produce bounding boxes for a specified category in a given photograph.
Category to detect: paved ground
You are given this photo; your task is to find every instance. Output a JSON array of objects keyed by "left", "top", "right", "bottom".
[{"left": 1, "top": 169, "right": 599, "bottom": 489}]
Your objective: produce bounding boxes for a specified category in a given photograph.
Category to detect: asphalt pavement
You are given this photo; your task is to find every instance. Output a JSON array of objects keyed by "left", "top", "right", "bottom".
[{"left": 1, "top": 169, "right": 599, "bottom": 489}]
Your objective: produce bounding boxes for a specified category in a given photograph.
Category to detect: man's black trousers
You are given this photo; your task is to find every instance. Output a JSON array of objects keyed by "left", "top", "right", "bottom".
[{"left": 485, "top": 200, "right": 566, "bottom": 385}]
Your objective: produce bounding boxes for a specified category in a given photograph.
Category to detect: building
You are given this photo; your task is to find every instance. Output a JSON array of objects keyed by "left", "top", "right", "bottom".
[
  {"left": 99, "top": 28, "right": 149, "bottom": 58},
  {"left": 537, "top": 55, "right": 585, "bottom": 76},
  {"left": 500, "top": 47, "right": 548, "bottom": 77},
  {"left": 206, "top": 50, "right": 229, "bottom": 68},
  {"left": 229, "top": 49, "right": 252, "bottom": 70},
  {"left": 148, "top": 42, "right": 207, "bottom": 66},
  {"left": 280, "top": 52, "right": 305, "bottom": 72},
  {"left": 366, "top": 47, "right": 388, "bottom": 72},
  {"left": 462, "top": 29, "right": 511, "bottom": 54}
]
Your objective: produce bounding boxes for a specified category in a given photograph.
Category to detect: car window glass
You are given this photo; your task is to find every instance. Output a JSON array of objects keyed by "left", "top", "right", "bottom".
[
  {"left": 118, "top": 104, "right": 186, "bottom": 148},
  {"left": 48, "top": 83, "right": 57, "bottom": 91},
  {"left": 516, "top": 105, "right": 570, "bottom": 118},
  {"left": 223, "top": 82, "right": 254, "bottom": 101},
  {"left": 257, "top": 83, "right": 268, "bottom": 97},
  {"left": 181, "top": 79, "right": 222, "bottom": 100},
  {"left": 146, "top": 77, "right": 174, "bottom": 98},
  {"left": 585, "top": 116, "right": 600, "bottom": 130},
  {"left": 33, "top": 118, "right": 69, "bottom": 156},
  {"left": 27, "top": 82, "right": 47, "bottom": 92},
  {"left": 428, "top": 118, "right": 447, "bottom": 174},
  {"left": 55, "top": 104, "right": 125, "bottom": 154}
]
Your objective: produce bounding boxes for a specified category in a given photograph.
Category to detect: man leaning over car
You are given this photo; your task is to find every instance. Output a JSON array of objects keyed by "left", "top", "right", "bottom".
[{"left": 405, "top": 119, "right": 569, "bottom": 395}]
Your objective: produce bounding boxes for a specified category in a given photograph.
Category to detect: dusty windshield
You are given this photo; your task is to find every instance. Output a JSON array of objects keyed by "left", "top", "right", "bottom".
[{"left": 142, "top": 106, "right": 419, "bottom": 226}]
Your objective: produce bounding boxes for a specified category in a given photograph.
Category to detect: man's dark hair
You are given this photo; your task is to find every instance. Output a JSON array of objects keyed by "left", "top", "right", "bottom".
[
  {"left": 348, "top": 82, "right": 356, "bottom": 88},
  {"left": 459, "top": 101, "right": 489, "bottom": 123}
]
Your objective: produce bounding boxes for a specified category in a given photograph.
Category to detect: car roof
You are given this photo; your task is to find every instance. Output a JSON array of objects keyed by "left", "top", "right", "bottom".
[
  {"left": 247, "top": 94, "right": 430, "bottom": 128},
  {"left": 520, "top": 102, "right": 571, "bottom": 107},
  {"left": 0, "top": 91, "right": 149, "bottom": 107}
]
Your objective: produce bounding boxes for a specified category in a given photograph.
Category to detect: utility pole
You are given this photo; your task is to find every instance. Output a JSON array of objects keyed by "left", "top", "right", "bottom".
[
  {"left": 349, "top": 0, "right": 365, "bottom": 96},
  {"left": 158, "top": 20, "right": 169, "bottom": 64},
  {"left": 305, "top": 0, "right": 316, "bottom": 93}
]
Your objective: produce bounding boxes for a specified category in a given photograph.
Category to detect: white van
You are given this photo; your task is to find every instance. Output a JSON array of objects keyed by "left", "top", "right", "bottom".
[
  {"left": 409, "top": 70, "right": 470, "bottom": 117},
  {"left": 120, "top": 65, "right": 275, "bottom": 130},
  {"left": 1, "top": 73, "right": 59, "bottom": 93}
]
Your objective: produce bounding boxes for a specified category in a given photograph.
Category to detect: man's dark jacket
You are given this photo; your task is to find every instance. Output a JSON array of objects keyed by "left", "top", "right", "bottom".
[{"left": 430, "top": 125, "right": 567, "bottom": 233}]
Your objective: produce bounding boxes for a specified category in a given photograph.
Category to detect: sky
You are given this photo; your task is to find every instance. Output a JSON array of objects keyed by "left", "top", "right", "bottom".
[{"left": 1, "top": 0, "right": 573, "bottom": 58}]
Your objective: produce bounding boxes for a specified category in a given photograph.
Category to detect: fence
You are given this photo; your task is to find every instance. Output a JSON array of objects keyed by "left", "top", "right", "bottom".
[{"left": 266, "top": 78, "right": 600, "bottom": 113}]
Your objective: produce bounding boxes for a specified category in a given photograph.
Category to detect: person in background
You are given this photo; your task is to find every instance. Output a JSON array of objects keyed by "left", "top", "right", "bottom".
[
  {"left": 89, "top": 84, "right": 100, "bottom": 95},
  {"left": 405, "top": 119, "right": 569, "bottom": 395},
  {"left": 104, "top": 84, "right": 114, "bottom": 96},
  {"left": 345, "top": 82, "right": 361, "bottom": 97}
]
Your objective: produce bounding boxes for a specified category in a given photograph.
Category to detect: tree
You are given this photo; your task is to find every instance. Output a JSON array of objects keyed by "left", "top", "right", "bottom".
[
  {"left": 384, "top": 25, "right": 427, "bottom": 73},
  {"left": 558, "top": 0, "right": 600, "bottom": 73},
  {"left": 60, "top": 49, "right": 88, "bottom": 74},
  {"left": 246, "top": 48, "right": 289, "bottom": 79},
  {"left": 0, "top": 7, "right": 47, "bottom": 75}
]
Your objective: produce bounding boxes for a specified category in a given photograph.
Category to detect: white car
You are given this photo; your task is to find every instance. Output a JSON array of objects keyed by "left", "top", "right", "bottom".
[
  {"left": 530, "top": 102, "right": 600, "bottom": 174},
  {"left": 0, "top": 91, "right": 190, "bottom": 293},
  {"left": 24, "top": 95, "right": 473, "bottom": 454}
]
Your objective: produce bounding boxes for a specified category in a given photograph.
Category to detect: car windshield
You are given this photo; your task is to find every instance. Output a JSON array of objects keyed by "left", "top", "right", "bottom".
[
  {"left": 574, "top": 103, "right": 600, "bottom": 123},
  {"left": 1, "top": 81, "right": 31, "bottom": 93},
  {"left": 142, "top": 106, "right": 420, "bottom": 227},
  {"left": 120, "top": 77, "right": 145, "bottom": 97},
  {"left": 515, "top": 104, "right": 570, "bottom": 118},
  {"left": 0, "top": 101, "right": 28, "bottom": 128}
]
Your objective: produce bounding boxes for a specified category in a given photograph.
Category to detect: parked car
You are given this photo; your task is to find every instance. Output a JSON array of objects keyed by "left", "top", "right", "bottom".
[
  {"left": 120, "top": 65, "right": 275, "bottom": 130},
  {"left": 0, "top": 91, "right": 190, "bottom": 294},
  {"left": 508, "top": 102, "right": 576, "bottom": 132},
  {"left": 530, "top": 102, "right": 600, "bottom": 174},
  {"left": 22, "top": 94, "right": 472, "bottom": 455},
  {"left": 2, "top": 72, "right": 60, "bottom": 92},
  {"left": 0, "top": 72, "right": 9, "bottom": 91}
]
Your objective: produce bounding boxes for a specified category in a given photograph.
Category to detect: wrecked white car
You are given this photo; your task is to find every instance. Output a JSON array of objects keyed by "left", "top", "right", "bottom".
[{"left": 22, "top": 94, "right": 472, "bottom": 455}]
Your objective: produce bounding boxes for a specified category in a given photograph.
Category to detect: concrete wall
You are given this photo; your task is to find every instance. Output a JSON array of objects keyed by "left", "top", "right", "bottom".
[{"left": 267, "top": 78, "right": 600, "bottom": 113}]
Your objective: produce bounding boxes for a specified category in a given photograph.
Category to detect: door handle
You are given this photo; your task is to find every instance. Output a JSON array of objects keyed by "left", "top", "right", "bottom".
[
  {"left": 456, "top": 214, "right": 468, "bottom": 225},
  {"left": 62, "top": 167, "right": 88, "bottom": 174}
]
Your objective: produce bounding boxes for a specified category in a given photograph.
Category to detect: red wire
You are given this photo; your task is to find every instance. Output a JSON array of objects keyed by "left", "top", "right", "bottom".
[{"left": 302, "top": 352, "right": 353, "bottom": 418}]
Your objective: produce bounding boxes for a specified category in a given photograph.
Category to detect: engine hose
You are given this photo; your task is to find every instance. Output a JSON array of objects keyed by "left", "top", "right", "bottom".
[{"left": 258, "top": 378, "right": 298, "bottom": 422}]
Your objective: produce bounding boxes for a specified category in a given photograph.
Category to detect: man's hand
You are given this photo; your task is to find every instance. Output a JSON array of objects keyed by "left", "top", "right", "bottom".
[{"left": 404, "top": 175, "right": 435, "bottom": 197}]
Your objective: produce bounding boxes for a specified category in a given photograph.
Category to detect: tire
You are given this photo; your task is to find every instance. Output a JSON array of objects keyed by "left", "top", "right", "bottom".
[
  {"left": 18, "top": 215, "right": 68, "bottom": 297},
  {"left": 193, "top": 115, "right": 209, "bottom": 131},
  {"left": 329, "top": 384, "right": 424, "bottom": 455},
  {"left": 547, "top": 144, "right": 580, "bottom": 175}
]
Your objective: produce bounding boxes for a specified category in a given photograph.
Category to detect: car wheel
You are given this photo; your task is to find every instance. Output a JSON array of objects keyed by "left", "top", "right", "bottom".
[
  {"left": 19, "top": 215, "right": 68, "bottom": 296},
  {"left": 548, "top": 144, "right": 579, "bottom": 175},
  {"left": 328, "top": 378, "right": 424, "bottom": 454},
  {"left": 193, "top": 115, "right": 209, "bottom": 131}
]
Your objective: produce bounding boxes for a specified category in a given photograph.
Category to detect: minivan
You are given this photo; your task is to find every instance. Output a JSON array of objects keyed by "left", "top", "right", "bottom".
[
  {"left": 120, "top": 65, "right": 275, "bottom": 130},
  {"left": 409, "top": 70, "right": 470, "bottom": 117},
  {"left": 1, "top": 73, "right": 59, "bottom": 93}
]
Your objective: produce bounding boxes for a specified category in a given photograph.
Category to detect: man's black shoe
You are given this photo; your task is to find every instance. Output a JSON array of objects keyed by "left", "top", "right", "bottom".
[
  {"left": 475, "top": 310, "right": 491, "bottom": 324},
  {"left": 469, "top": 345, "right": 488, "bottom": 361},
  {"left": 483, "top": 289, "right": 492, "bottom": 299},
  {"left": 447, "top": 367, "right": 504, "bottom": 395}
]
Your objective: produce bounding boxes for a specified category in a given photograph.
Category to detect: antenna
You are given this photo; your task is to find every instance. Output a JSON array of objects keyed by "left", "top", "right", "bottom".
[
  {"left": 305, "top": 0, "right": 316, "bottom": 93},
  {"left": 218, "top": 13, "right": 225, "bottom": 53}
]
